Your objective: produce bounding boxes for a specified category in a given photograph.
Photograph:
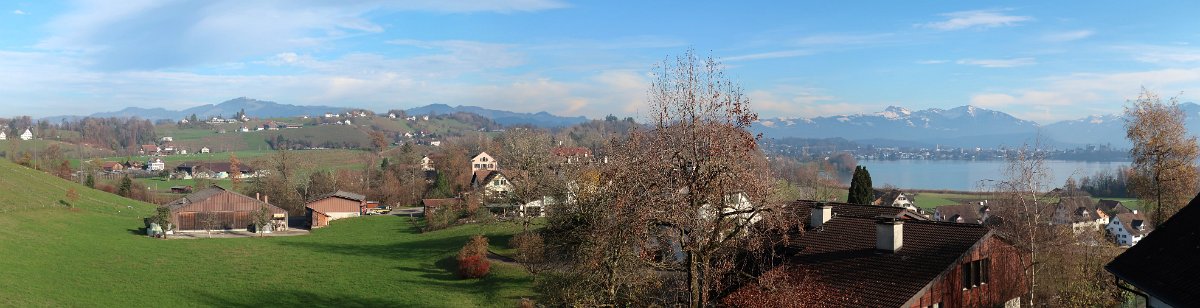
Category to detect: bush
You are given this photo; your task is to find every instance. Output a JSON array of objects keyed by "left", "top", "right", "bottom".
[
  {"left": 517, "top": 298, "right": 535, "bottom": 308},
  {"left": 457, "top": 254, "right": 491, "bottom": 279},
  {"left": 457, "top": 234, "right": 491, "bottom": 279},
  {"left": 424, "top": 207, "right": 463, "bottom": 232}
]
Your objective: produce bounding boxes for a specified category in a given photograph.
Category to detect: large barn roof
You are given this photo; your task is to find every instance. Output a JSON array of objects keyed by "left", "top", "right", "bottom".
[{"left": 1107, "top": 192, "right": 1200, "bottom": 307}]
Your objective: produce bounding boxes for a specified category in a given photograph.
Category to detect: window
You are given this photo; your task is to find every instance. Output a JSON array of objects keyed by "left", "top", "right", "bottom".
[{"left": 962, "top": 258, "right": 990, "bottom": 289}]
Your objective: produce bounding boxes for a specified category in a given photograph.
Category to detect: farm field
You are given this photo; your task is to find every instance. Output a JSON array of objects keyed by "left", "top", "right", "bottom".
[{"left": 0, "top": 159, "right": 534, "bottom": 307}]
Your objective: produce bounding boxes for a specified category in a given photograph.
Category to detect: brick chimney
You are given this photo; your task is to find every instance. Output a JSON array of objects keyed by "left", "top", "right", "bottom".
[
  {"left": 876, "top": 216, "right": 903, "bottom": 253},
  {"left": 810, "top": 202, "right": 832, "bottom": 229},
  {"left": 264, "top": 195, "right": 269, "bottom": 204}
]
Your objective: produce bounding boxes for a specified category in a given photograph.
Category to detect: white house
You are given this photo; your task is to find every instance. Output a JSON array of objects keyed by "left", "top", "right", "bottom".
[
  {"left": 422, "top": 115, "right": 430, "bottom": 121},
  {"left": 470, "top": 152, "right": 499, "bottom": 172},
  {"left": 430, "top": 141, "right": 441, "bottom": 147},
  {"left": 239, "top": 126, "right": 250, "bottom": 133},
  {"left": 200, "top": 147, "right": 211, "bottom": 154},
  {"left": 1107, "top": 212, "right": 1151, "bottom": 247},
  {"left": 388, "top": 113, "right": 397, "bottom": 119},
  {"left": 161, "top": 136, "right": 174, "bottom": 142},
  {"left": 421, "top": 155, "right": 435, "bottom": 171},
  {"left": 343, "top": 119, "right": 352, "bottom": 125},
  {"left": 19, "top": 128, "right": 33, "bottom": 140},
  {"left": 147, "top": 158, "right": 166, "bottom": 171},
  {"left": 0, "top": 130, "right": 6, "bottom": 140},
  {"left": 873, "top": 189, "right": 916, "bottom": 211}
]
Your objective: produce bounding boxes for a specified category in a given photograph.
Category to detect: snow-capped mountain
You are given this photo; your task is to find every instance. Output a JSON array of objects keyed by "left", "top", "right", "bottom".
[
  {"left": 754, "top": 105, "right": 1042, "bottom": 148},
  {"left": 757, "top": 103, "right": 1200, "bottom": 149}
]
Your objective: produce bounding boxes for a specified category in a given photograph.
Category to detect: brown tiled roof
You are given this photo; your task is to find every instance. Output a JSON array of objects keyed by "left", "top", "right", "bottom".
[
  {"left": 551, "top": 146, "right": 591, "bottom": 157},
  {"left": 1107, "top": 192, "right": 1200, "bottom": 307},
  {"left": 311, "top": 190, "right": 366, "bottom": 203},
  {"left": 935, "top": 203, "right": 985, "bottom": 223},
  {"left": 1113, "top": 212, "right": 1151, "bottom": 237},
  {"left": 791, "top": 200, "right": 927, "bottom": 228},
  {"left": 1055, "top": 196, "right": 1105, "bottom": 224},
  {"left": 1097, "top": 199, "right": 1133, "bottom": 215},
  {"left": 783, "top": 216, "right": 993, "bottom": 307}
]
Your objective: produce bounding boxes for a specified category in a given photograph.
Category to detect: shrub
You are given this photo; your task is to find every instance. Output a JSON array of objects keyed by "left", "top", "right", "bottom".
[
  {"left": 457, "top": 234, "right": 491, "bottom": 278},
  {"left": 517, "top": 298, "right": 535, "bottom": 308},
  {"left": 424, "top": 206, "right": 463, "bottom": 232},
  {"left": 457, "top": 254, "right": 491, "bottom": 279}
]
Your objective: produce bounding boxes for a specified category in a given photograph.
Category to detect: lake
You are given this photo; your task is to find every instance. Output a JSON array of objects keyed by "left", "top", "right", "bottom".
[{"left": 854, "top": 159, "right": 1129, "bottom": 191}]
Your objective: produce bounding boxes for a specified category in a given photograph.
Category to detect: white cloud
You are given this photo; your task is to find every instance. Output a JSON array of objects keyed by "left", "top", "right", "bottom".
[
  {"left": 1042, "top": 30, "right": 1093, "bottom": 42},
  {"left": 747, "top": 86, "right": 876, "bottom": 118},
  {"left": 919, "top": 9, "right": 1032, "bottom": 31},
  {"left": 1119, "top": 44, "right": 1200, "bottom": 64},
  {"left": 725, "top": 49, "right": 814, "bottom": 62},
  {"left": 36, "top": 1, "right": 564, "bottom": 71},
  {"left": 12, "top": 9, "right": 27, "bottom": 15},
  {"left": 956, "top": 57, "right": 1036, "bottom": 68},
  {"left": 968, "top": 67, "right": 1200, "bottom": 123}
]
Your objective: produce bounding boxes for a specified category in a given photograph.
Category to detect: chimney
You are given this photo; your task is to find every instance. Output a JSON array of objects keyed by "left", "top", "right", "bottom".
[
  {"left": 264, "top": 195, "right": 269, "bottom": 204},
  {"left": 256, "top": 193, "right": 261, "bottom": 201},
  {"left": 809, "top": 202, "right": 832, "bottom": 229},
  {"left": 876, "top": 216, "right": 903, "bottom": 253}
]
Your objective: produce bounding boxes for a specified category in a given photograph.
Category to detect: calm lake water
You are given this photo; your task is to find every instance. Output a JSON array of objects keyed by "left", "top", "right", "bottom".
[{"left": 854, "top": 159, "right": 1130, "bottom": 191}]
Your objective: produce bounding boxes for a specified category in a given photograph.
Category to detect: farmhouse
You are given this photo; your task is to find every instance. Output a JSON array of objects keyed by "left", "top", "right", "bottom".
[
  {"left": 745, "top": 200, "right": 1028, "bottom": 307},
  {"left": 147, "top": 158, "right": 166, "bottom": 171},
  {"left": 100, "top": 161, "right": 124, "bottom": 172},
  {"left": 933, "top": 202, "right": 990, "bottom": 224},
  {"left": 0, "top": 130, "right": 5, "bottom": 140},
  {"left": 140, "top": 144, "right": 160, "bottom": 155},
  {"left": 200, "top": 147, "right": 211, "bottom": 153},
  {"left": 1097, "top": 199, "right": 1134, "bottom": 215},
  {"left": 470, "top": 152, "right": 498, "bottom": 172},
  {"left": 873, "top": 189, "right": 916, "bottom": 211},
  {"left": 471, "top": 170, "right": 511, "bottom": 197},
  {"left": 20, "top": 128, "right": 33, "bottom": 140},
  {"left": 1107, "top": 192, "right": 1200, "bottom": 308},
  {"left": 421, "top": 155, "right": 435, "bottom": 171},
  {"left": 1106, "top": 212, "right": 1151, "bottom": 247},
  {"left": 306, "top": 190, "right": 367, "bottom": 228},
  {"left": 163, "top": 186, "right": 287, "bottom": 232}
]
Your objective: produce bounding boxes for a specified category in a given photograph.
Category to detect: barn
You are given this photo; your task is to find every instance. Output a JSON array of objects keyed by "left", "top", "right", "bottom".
[
  {"left": 306, "top": 191, "right": 367, "bottom": 228},
  {"left": 164, "top": 186, "right": 288, "bottom": 232}
]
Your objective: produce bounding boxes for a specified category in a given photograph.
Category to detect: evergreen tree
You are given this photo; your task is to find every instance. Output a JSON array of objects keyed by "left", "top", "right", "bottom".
[
  {"left": 847, "top": 165, "right": 874, "bottom": 205},
  {"left": 117, "top": 176, "right": 133, "bottom": 197},
  {"left": 85, "top": 173, "right": 95, "bottom": 189},
  {"left": 847, "top": 166, "right": 862, "bottom": 204}
]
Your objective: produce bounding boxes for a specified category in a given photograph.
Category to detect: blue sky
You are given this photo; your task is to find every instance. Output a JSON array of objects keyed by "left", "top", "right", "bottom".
[{"left": 2, "top": 1, "right": 1200, "bottom": 123}]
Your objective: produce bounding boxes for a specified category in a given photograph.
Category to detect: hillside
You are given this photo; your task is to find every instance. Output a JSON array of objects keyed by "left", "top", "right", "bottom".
[
  {"left": 406, "top": 103, "right": 588, "bottom": 127},
  {"left": 0, "top": 159, "right": 533, "bottom": 307},
  {"left": 0, "top": 158, "right": 154, "bottom": 215}
]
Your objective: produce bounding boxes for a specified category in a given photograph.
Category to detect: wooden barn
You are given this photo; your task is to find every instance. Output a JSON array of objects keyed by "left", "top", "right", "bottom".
[
  {"left": 164, "top": 186, "right": 288, "bottom": 232},
  {"left": 306, "top": 190, "right": 366, "bottom": 228}
]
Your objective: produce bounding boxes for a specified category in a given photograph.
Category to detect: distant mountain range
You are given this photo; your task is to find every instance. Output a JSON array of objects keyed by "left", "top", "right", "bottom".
[
  {"left": 42, "top": 97, "right": 1200, "bottom": 147},
  {"left": 753, "top": 103, "right": 1200, "bottom": 149},
  {"left": 404, "top": 104, "right": 588, "bottom": 127},
  {"left": 42, "top": 97, "right": 590, "bottom": 128}
]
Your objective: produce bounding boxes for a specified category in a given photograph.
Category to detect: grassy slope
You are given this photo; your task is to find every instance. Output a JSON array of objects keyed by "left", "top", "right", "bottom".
[{"left": 0, "top": 160, "right": 532, "bottom": 307}]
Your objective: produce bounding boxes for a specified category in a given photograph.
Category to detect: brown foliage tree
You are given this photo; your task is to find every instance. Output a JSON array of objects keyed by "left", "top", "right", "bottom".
[{"left": 1125, "top": 88, "right": 1200, "bottom": 227}]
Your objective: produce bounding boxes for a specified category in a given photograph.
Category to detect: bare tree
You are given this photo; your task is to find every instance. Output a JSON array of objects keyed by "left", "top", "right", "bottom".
[
  {"left": 1125, "top": 88, "right": 1200, "bottom": 227},
  {"left": 989, "top": 140, "right": 1071, "bottom": 306},
  {"left": 494, "top": 128, "right": 563, "bottom": 229}
]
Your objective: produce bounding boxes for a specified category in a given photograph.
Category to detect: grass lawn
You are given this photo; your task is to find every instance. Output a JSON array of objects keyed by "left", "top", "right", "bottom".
[{"left": 0, "top": 160, "right": 535, "bottom": 307}]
